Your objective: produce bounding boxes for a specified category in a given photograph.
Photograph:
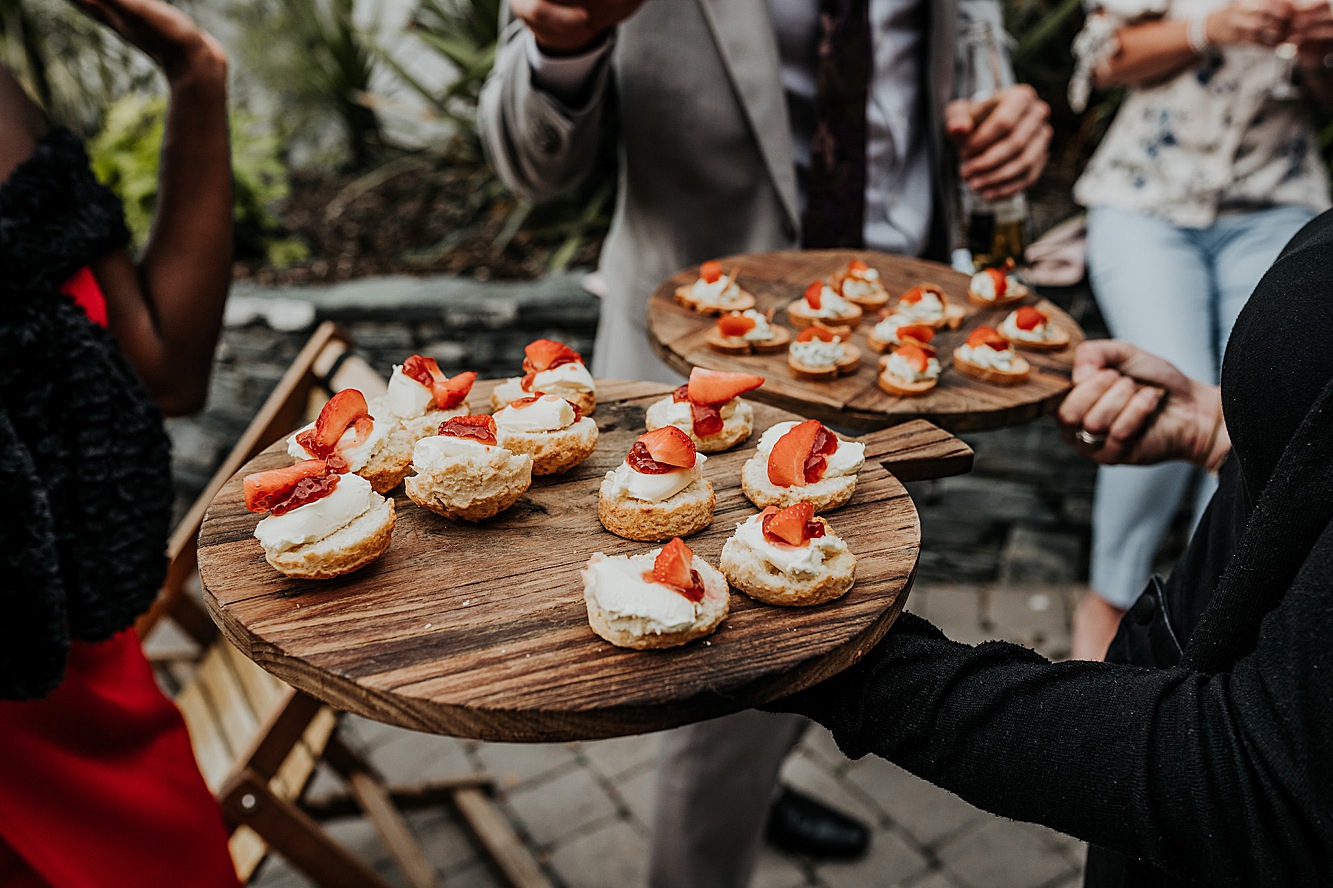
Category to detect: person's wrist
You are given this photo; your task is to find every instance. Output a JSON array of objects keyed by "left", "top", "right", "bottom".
[
  {"left": 1189, "top": 386, "right": 1228, "bottom": 471},
  {"left": 164, "top": 35, "right": 228, "bottom": 89}
]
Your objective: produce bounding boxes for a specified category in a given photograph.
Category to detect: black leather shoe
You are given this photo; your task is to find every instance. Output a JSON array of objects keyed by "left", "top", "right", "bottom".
[{"left": 764, "top": 787, "right": 870, "bottom": 859}]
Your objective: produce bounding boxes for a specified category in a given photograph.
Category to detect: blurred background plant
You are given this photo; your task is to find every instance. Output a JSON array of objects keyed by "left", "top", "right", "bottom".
[{"left": 9, "top": 0, "right": 1329, "bottom": 284}]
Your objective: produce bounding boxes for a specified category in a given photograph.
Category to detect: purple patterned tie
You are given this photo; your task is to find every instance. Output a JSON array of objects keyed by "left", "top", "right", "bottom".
[{"left": 801, "top": 0, "right": 871, "bottom": 249}]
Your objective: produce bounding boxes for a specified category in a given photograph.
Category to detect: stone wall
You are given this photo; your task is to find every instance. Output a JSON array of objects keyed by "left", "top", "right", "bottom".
[{"left": 169, "top": 273, "right": 1191, "bottom": 589}]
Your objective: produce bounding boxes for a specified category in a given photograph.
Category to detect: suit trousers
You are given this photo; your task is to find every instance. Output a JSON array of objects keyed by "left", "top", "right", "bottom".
[{"left": 650, "top": 710, "right": 807, "bottom": 888}]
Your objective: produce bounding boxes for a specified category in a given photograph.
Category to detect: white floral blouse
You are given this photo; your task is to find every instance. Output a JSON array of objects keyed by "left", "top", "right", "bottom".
[{"left": 1070, "top": 0, "right": 1331, "bottom": 228}]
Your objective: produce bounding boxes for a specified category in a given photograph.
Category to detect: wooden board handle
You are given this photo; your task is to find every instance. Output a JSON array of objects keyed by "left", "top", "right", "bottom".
[{"left": 855, "top": 419, "right": 973, "bottom": 482}]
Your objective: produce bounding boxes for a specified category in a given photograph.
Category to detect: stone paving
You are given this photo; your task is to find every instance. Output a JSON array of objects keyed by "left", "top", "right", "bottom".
[{"left": 247, "top": 580, "right": 1090, "bottom": 888}]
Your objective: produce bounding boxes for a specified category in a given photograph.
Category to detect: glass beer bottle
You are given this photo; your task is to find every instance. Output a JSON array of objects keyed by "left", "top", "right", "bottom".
[{"left": 957, "top": 20, "right": 1029, "bottom": 271}]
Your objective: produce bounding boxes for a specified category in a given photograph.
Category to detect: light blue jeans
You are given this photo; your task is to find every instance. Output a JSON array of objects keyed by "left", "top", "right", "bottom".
[{"left": 1084, "top": 203, "right": 1316, "bottom": 607}]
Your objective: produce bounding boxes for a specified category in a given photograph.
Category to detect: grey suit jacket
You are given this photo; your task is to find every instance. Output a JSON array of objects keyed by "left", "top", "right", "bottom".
[{"left": 479, "top": 0, "right": 1007, "bottom": 380}]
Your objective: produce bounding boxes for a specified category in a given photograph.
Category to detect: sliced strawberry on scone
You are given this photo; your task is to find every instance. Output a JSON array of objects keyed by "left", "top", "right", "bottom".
[
  {"left": 438, "top": 414, "right": 498, "bottom": 445},
  {"left": 1013, "top": 306, "right": 1046, "bottom": 330},
  {"left": 967, "top": 326, "right": 1012, "bottom": 351},
  {"left": 402, "top": 355, "right": 477, "bottom": 410},
  {"left": 640, "top": 426, "right": 697, "bottom": 468},
  {"left": 896, "top": 323, "right": 935, "bottom": 345},
  {"left": 760, "top": 502, "right": 826, "bottom": 546},
  {"left": 796, "top": 325, "right": 836, "bottom": 343},
  {"left": 296, "top": 389, "right": 373, "bottom": 461},
  {"left": 244, "top": 459, "right": 339, "bottom": 514},
  {"left": 651, "top": 537, "right": 705, "bottom": 602},
  {"left": 699, "top": 260, "right": 724, "bottom": 284},
  {"left": 803, "top": 281, "right": 823, "bottom": 310},
  {"left": 717, "top": 313, "right": 756, "bottom": 337},
  {"left": 685, "top": 368, "right": 765, "bottom": 405},
  {"left": 979, "top": 267, "right": 1007, "bottom": 298},
  {"left": 767, "top": 419, "right": 827, "bottom": 487}
]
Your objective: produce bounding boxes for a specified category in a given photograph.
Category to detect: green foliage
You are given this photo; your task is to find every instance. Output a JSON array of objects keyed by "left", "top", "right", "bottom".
[
  {"left": 233, "top": 0, "right": 384, "bottom": 169},
  {"left": 89, "top": 94, "right": 307, "bottom": 266}
]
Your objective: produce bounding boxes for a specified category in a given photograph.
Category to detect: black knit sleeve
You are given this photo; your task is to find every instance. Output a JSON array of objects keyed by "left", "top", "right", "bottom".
[
  {"left": 771, "top": 532, "right": 1333, "bottom": 886},
  {"left": 0, "top": 406, "right": 69, "bottom": 699}
]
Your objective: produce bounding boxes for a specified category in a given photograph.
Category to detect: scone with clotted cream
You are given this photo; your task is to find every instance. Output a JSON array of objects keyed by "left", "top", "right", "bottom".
[
  {"left": 720, "top": 503, "right": 856, "bottom": 606},
  {"left": 582, "top": 537, "right": 729, "bottom": 649},
  {"left": 741, "top": 419, "right": 865, "bottom": 512},
  {"left": 494, "top": 393, "right": 599, "bottom": 475},
  {"left": 246, "top": 459, "right": 395, "bottom": 579},
  {"left": 288, "top": 388, "right": 406, "bottom": 494},
  {"left": 405, "top": 415, "right": 533, "bottom": 521},
  {"left": 490, "top": 339, "right": 597, "bottom": 415},
  {"left": 644, "top": 368, "right": 764, "bottom": 452},
  {"left": 598, "top": 427, "right": 714, "bottom": 541}
]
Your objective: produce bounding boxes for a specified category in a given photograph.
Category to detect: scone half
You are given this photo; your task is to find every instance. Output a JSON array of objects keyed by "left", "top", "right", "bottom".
[
  {"left": 264, "top": 498, "right": 396, "bottom": 580},
  {"left": 644, "top": 398, "right": 754, "bottom": 453},
  {"left": 598, "top": 476, "right": 716, "bottom": 541},
  {"left": 740, "top": 455, "right": 856, "bottom": 512},
  {"left": 498, "top": 416, "right": 600, "bottom": 476},
  {"left": 583, "top": 551, "right": 730, "bottom": 650},
  {"left": 720, "top": 531, "right": 856, "bottom": 606}
]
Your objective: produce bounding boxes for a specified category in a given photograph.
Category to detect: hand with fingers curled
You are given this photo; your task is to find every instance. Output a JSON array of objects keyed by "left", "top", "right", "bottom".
[
  {"left": 1206, "top": 0, "right": 1296, "bottom": 48},
  {"left": 510, "top": 0, "right": 648, "bottom": 55},
  {"left": 68, "top": 0, "right": 226, "bottom": 84},
  {"left": 1056, "top": 340, "right": 1229, "bottom": 470},
  {"left": 943, "top": 84, "right": 1052, "bottom": 202}
]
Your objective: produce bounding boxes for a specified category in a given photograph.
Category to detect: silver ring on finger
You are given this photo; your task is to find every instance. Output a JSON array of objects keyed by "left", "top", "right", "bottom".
[{"left": 1074, "top": 428, "right": 1107, "bottom": 447}]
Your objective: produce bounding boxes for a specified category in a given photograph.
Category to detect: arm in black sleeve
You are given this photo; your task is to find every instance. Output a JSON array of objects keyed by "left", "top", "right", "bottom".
[{"left": 775, "top": 534, "right": 1333, "bottom": 886}]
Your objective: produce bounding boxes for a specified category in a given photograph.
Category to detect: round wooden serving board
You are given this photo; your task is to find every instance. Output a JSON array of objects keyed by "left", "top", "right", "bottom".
[
  {"left": 648, "top": 249, "right": 1084, "bottom": 432},
  {"left": 198, "top": 380, "right": 968, "bottom": 742}
]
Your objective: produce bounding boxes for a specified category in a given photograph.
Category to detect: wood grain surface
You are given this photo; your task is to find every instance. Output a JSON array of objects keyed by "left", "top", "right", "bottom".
[
  {"left": 649, "top": 249, "right": 1084, "bottom": 432},
  {"left": 198, "top": 380, "right": 972, "bottom": 742}
]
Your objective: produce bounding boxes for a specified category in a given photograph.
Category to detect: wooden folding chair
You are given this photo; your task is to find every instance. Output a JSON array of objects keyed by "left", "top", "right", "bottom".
[{"left": 138, "top": 322, "right": 551, "bottom": 888}]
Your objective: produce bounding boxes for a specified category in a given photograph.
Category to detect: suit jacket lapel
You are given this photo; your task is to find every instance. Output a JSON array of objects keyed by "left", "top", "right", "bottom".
[{"left": 695, "top": 0, "right": 801, "bottom": 229}]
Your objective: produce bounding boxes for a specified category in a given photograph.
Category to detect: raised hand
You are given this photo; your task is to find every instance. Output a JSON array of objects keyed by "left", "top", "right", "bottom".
[
  {"left": 1205, "top": 0, "right": 1295, "bottom": 47},
  {"left": 67, "top": 0, "right": 225, "bottom": 82},
  {"left": 511, "top": 0, "right": 648, "bottom": 55},
  {"left": 1056, "top": 340, "right": 1227, "bottom": 469},
  {"left": 944, "top": 84, "right": 1051, "bottom": 201}
]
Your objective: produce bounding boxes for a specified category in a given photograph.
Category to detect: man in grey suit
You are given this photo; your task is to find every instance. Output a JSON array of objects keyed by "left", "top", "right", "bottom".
[{"left": 479, "top": 3, "right": 1050, "bottom": 885}]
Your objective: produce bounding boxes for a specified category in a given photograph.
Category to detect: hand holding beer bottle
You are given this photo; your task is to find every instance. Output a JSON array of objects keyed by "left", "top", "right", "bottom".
[{"left": 945, "top": 21, "right": 1052, "bottom": 271}]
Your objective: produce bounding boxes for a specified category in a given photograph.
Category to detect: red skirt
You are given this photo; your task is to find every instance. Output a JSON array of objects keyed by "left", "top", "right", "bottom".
[{"left": 0, "top": 630, "right": 240, "bottom": 888}]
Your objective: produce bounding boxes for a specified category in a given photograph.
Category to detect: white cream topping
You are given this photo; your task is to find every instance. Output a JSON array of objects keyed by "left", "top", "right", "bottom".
[
  {"left": 691, "top": 274, "right": 742, "bottom": 305},
  {"left": 740, "top": 309, "right": 775, "bottom": 342},
  {"left": 884, "top": 352, "right": 942, "bottom": 383},
  {"left": 789, "top": 338, "right": 846, "bottom": 368},
  {"left": 969, "top": 271, "right": 999, "bottom": 301},
  {"left": 584, "top": 551, "right": 701, "bottom": 633},
  {"left": 606, "top": 452, "right": 708, "bottom": 503},
  {"left": 999, "top": 313, "right": 1049, "bottom": 342},
  {"left": 840, "top": 278, "right": 884, "bottom": 303},
  {"left": 872, "top": 314, "right": 911, "bottom": 343},
  {"left": 802, "top": 285, "right": 856, "bottom": 318},
  {"left": 655, "top": 398, "right": 739, "bottom": 428},
  {"left": 531, "top": 361, "right": 595, "bottom": 396},
  {"left": 286, "top": 408, "right": 389, "bottom": 473},
  {"left": 956, "top": 343, "right": 1017, "bottom": 370},
  {"left": 755, "top": 422, "right": 865, "bottom": 479},
  {"left": 897, "top": 292, "right": 945, "bottom": 322},
  {"left": 494, "top": 394, "right": 576, "bottom": 433},
  {"left": 734, "top": 513, "right": 848, "bottom": 577},
  {"left": 412, "top": 433, "right": 495, "bottom": 468},
  {"left": 386, "top": 365, "right": 436, "bottom": 418},
  {"left": 253, "top": 473, "right": 378, "bottom": 553}
]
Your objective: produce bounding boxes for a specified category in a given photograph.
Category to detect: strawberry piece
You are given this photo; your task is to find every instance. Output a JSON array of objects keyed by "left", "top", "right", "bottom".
[
  {"left": 848, "top": 259, "right": 869, "bottom": 274},
  {"left": 804, "top": 423, "right": 839, "bottom": 484},
  {"left": 626, "top": 442, "right": 673, "bottom": 474},
  {"left": 401, "top": 355, "right": 476, "bottom": 409},
  {"left": 895, "top": 343, "right": 932, "bottom": 374},
  {"left": 762, "top": 502, "right": 816, "bottom": 546},
  {"left": 900, "top": 284, "right": 943, "bottom": 305},
  {"left": 244, "top": 460, "right": 335, "bottom": 514},
  {"left": 717, "top": 313, "right": 756, "bottom": 337},
  {"left": 438, "top": 414, "right": 497, "bottom": 445},
  {"left": 296, "top": 389, "right": 372, "bottom": 460},
  {"left": 699, "top": 260, "right": 723, "bottom": 284},
  {"left": 1014, "top": 306, "right": 1046, "bottom": 331},
  {"left": 982, "top": 267, "right": 1008, "bottom": 297},
  {"left": 639, "top": 426, "right": 697, "bottom": 468},
  {"left": 508, "top": 395, "right": 543, "bottom": 409},
  {"left": 966, "top": 326, "right": 1011, "bottom": 351},
  {"left": 767, "top": 419, "right": 824, "bottom": 487},
  {"left": 896, "top": 323, "right": 935, "bottom": 345},
  {"left": 672, "top": 384, "right": 691, "bottom": 403},
  {"left": 651, "top": 538, "right": 705, "bottom": 602},
  {"left": 690, "top": 402, "right": 724, "bottom": 437},
  {"left": 522, "top": 339, "right": 582, "bottom": 374},
  {"left": 804, "top": 281, "right": 823, "bottom": 310},
  {"left": 686, "top": 367, "right": 765, "bottom": 405},
  {"left": 796, "top": 325, "right": 836, "bottom": 343}
]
